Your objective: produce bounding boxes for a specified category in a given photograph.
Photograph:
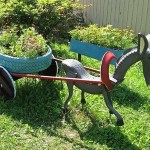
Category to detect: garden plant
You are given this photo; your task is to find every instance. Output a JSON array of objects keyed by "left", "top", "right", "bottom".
[
  {"left": 69, "top": 24, "right": 137, "bottom": 50},
  {"left": 0, "top": 26, "right": 48, "bottom": 58},
  {"left": 0, "top": 0, "right": 149, "bottom": 150}
]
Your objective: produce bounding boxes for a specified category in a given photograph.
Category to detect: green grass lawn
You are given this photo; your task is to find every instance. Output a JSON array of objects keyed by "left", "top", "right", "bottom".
[{"left": 0, "top": 43, "right": 149, "bottom": 150}]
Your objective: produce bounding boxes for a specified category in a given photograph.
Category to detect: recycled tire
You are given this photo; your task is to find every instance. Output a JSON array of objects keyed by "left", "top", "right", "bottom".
[
  {"left": 38, "top": 58, "right": 58, "bottom": 76},
  {"left": 0, "top": 66, "right": 16, "bottom": 100}
]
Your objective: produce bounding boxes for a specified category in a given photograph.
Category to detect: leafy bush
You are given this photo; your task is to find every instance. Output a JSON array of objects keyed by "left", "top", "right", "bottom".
[
  {"left": 0, "top": 0, "right": 83, "bottom": 41},
  {"left": 69, "top": 24, "right": 137, "bottom": 49},
  {"left": 0, "top": 26, "right": 48, "bottom": 58}
]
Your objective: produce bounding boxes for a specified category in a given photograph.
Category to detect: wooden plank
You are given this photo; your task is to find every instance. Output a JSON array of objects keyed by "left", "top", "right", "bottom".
[
  {"left": 96, "top": 0, "right": 101, "bottom": 25},
  {"left": 92, "top": 0, "right": 95, "bottom": 23},
  {"left": 102, "top": 0, "right": 109, "bottom": 26},
  {"left": 141, "top": 0, "right": 149, "bottom": 34},
  {"left": 113, "top": 0, "right": 121, "bottom": 27},
  {"left": 135, "top": 0, "right": 144, "bottom": 33},
  {"left": 126, "top": 0, "right": 134, "bottom": 29},
  {"left": 145, "top": 0, "right": 150, "bottom": 35},
  {"left": 99, "top": 0, "right": 105, "bottom": 26},
  {"left": 131, "top": 0, "right": 139, "bottom": 34},
  {"left": 79, "top": 0, "right": 150, "bottom": 34},
  {"left": 110, "top": 0, "right": 117, "bottom": 26},
  {"left": 106, "top": 0, "right": 112, "bottom": 25},
  {"left": 92, "top": 0, "right": 98, "bottom": 24},
  {"left": 119, "top": 0, "right": 126, "bottom": 28},
  {"left": 121, "top": 0, "right": 129, "bottom": 28}
]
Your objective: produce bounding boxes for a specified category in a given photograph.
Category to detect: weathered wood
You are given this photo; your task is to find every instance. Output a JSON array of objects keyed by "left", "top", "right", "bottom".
[{"left": 79, "top": 0, "right": 150, "bottom": 35}]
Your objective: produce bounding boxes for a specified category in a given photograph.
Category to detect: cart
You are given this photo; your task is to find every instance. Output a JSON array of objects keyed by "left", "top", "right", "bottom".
[{"left": 0, "top": 50, "right": 124, "bottom": 126}]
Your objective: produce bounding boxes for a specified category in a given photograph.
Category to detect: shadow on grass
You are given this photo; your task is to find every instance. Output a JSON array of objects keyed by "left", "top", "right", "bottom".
[
  {"left": 0, "top": 78, "right": 104, "bottom": 149},
  {"left": 65, "top": 111, "right": 140, "bottom": 150},
  {"left": 110, "top": 84, "right": 150, "bottom": 110},
  {"left": 0, "top": 79, "right": 63, "bottom": 127},
  {"left": 0, "top": 77, "right": 148, "bottom": 149}
]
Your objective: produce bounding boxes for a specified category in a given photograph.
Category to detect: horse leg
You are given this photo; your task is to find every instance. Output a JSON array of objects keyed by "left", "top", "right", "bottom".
[
  {"left": 101, "top": 85, "right": 124, "bottom": 126},
  {"left": 81, "top": 91, "right": 86, "bottom": 105},
  {"left": 63, "top": 81, "right": 74, "bottom": 113},
  {"left": 105, "top": 90, "right": 114, "bottom": 115}
]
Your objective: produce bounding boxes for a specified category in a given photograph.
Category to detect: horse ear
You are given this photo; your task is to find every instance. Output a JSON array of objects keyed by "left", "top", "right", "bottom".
[{"left": 138, "top": 33, "right": 148, "bottom": 55}]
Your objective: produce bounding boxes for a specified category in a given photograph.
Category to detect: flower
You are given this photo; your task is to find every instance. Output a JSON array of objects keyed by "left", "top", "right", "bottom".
[
  {"left": 29, "top": 38, "right": 35, "bottom": 44},
  {"left": 0, "top": 26, "right": 48, "bottom": 58},
  {"left": 36, "top": 45, "right": 40, "bottom": 49}
]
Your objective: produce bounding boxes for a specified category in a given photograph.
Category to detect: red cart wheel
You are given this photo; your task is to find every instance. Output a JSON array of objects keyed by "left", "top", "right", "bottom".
[{"left": 0, "top": 66, "right": 16, "bottom": 100}]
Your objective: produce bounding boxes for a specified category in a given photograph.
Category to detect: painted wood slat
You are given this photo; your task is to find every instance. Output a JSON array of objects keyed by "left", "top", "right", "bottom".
[
  {"left": 79, "top": 0, "right": 150, "bottom": 34},
  {"left": 102, "top": 0, "right": 109, "bottom": 26},
  {"left": 96, "top": 0, "right": 101, "bottom": 25},
  {"left": 99, "top": 0, "right": 105, "bottom": 25},
  {"left": 113, "top": 0, "right": 121, "bottom": 27},
  {"left": 131, "top": 0, "right": 139, "bottom": 33},
  {"left": 106, "top": 0, "right": 112, "bottom": 25},
  {"left": 141, "top": 0, "right": 149, "bottom": 34},
  {"left": 145, "top": 1, "right": 150, "bottom": 34},
  {"left": 126, "top": 0, "right": 133, "bottom": 29},
  {"left": 92, "top": 0, "right": 98, "bottom": 24},
  {"left": 121, "top": 0, "right": 129, "bottom": 28},
  {"left": 110, "top": 0, "right": 117, "bottom": 26},
  {"left": 135, "top": 0, "right": 144, "bottom": 33}
]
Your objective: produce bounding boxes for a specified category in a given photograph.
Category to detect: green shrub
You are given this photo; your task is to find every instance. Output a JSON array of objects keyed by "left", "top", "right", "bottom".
[{"left": 0, "top": 0, "right": 83, "bottom": 41}]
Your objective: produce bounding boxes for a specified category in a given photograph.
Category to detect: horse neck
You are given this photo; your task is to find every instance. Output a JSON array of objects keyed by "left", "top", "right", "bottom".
[{"left": 113, "top": 48, "right": 141, "bottom": 83}]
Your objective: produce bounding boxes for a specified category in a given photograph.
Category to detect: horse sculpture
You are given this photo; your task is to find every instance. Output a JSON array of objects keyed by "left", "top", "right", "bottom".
[{"left": 62, "top": 33, "right": 150, "bottom": 126}]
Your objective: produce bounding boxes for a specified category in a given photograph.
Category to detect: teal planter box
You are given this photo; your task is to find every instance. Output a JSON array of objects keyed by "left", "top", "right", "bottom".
[{"left": 70, "top": 39, "right": 126, "bottom": 64}]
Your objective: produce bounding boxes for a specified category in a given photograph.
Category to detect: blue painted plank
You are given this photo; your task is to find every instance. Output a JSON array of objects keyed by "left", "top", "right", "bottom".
[{"left": 70, "top": 39, "right": 126, "bottom": 64}]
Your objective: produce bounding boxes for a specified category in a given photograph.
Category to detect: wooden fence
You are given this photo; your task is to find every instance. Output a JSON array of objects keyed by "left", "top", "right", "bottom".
[{"left": 79, "top": 0, "right": 150, "bottom": 35}]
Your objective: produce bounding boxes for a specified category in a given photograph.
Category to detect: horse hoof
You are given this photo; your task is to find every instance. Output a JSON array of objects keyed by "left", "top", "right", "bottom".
[{"left": 116, "top": 119, "right": 124, "bottom": 126}]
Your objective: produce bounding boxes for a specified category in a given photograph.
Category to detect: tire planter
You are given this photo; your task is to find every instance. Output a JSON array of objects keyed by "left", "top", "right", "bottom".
[
  {"left": 70, "top": 39, "right": 127, "bottom": 65},
  {"left": 0, "top": 45, "right": 52, "bottom": 73},
  {"left": 0, "top": 66, "right": 16, "bottom": 99}
]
